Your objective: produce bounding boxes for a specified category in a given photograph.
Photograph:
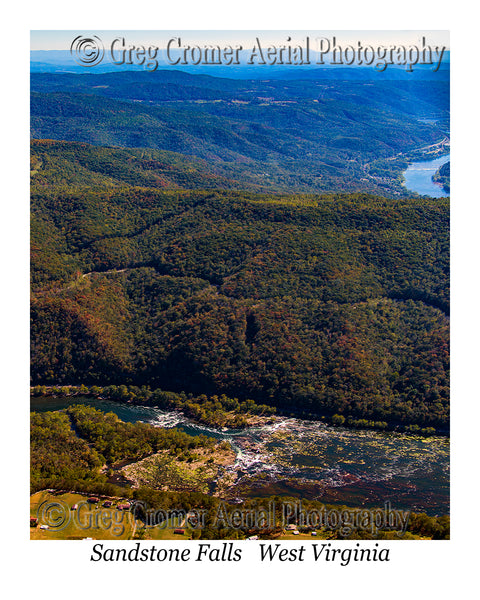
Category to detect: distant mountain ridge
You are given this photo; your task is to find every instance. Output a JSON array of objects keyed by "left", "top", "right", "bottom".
[
  {"left": 31, "top": 49, "right": 450, "bottom": 79},
  {"left": 31, "top": 70, "right": 449, "bottom": 196}
]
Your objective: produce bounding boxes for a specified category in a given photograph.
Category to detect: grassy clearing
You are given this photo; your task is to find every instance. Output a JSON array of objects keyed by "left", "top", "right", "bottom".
[
  {"left": 30, "top": 491, "right": 198, "bottom": 540},
  {"left": 30, "top": 491, "right": 135, "bottom": 540},
  {"left": 123, "top": 444, "right": 236, "bottom": 494}
]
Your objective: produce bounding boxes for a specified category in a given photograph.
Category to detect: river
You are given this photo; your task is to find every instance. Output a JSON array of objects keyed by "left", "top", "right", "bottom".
[
  {"left": 31, "top": 396, "right": 449, "bottom": 516},
  {"left": 402, "top": 153, "right": 450, "bottom": 198}
]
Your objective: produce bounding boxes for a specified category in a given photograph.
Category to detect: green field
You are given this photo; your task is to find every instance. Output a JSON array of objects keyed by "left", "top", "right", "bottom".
[
  {"left": 31, "top": 491, "right": 136, "bottom": 540},
  {"left": 30, "top": 491, "right": 199, "bottom": 540}
]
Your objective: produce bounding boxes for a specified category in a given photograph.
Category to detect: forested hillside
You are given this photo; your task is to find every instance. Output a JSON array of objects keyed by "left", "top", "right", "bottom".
[
  {"left": 30, "top": 71, "right": 449, "bottom": 196},
  {"left": 433, "top": 161, "right": 450, "bottom": 193},
  {"left": 31, "top": 140, "right": 449, "bottom": 429}
]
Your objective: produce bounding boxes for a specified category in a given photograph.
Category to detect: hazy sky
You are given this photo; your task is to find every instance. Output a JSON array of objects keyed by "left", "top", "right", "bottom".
[{"left": 31, "top": 30, "right": 450, "bottom": 51}]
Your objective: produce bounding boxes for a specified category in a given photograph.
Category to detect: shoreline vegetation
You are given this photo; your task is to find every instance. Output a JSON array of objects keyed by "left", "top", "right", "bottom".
[
  {"left": 433, "top": 161, "right": 450, "bottom": 193},
  {"left": 31, "top": 384, "right": 442, "bottom": 436},
  {"left": 30, "top": 405, "right": 450, "bottom": 540}
]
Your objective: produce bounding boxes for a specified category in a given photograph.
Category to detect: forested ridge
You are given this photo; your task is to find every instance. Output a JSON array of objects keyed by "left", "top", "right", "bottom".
[
  {"left": 30, "top": 71, "right": 449, "bottom": 196},
  {"left": 31, "top": 140, "right": 449, "bottom": 429},
  {"left": 433, "top": 161, "right": 450, "bottom": 193}
]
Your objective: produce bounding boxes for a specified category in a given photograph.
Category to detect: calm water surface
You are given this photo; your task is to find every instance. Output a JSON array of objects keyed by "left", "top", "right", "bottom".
[{"left": 403, "top": 154, "right": 449, "bottom": 198}]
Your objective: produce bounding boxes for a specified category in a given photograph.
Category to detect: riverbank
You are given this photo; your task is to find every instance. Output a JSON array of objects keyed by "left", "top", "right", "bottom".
[
  {"left": 31, "top": 385, "right": 276, "bottom": 429},
  {"left": 402, "top": 153, "right": 450, "bottom": 197},
  {"left": 433, "top": 160, "right": 450, "bottom": 193},
  {"left": 30, "top": 385, "right": 446, "bottom": 437},
  {"left": 31, "top": 394, "right": 450, "bottom": 515}
]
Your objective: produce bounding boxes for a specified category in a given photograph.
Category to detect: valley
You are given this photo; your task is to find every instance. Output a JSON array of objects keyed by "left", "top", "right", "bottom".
[{"left": 30, "top": 64, "right": 450, "bottom": 539}]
